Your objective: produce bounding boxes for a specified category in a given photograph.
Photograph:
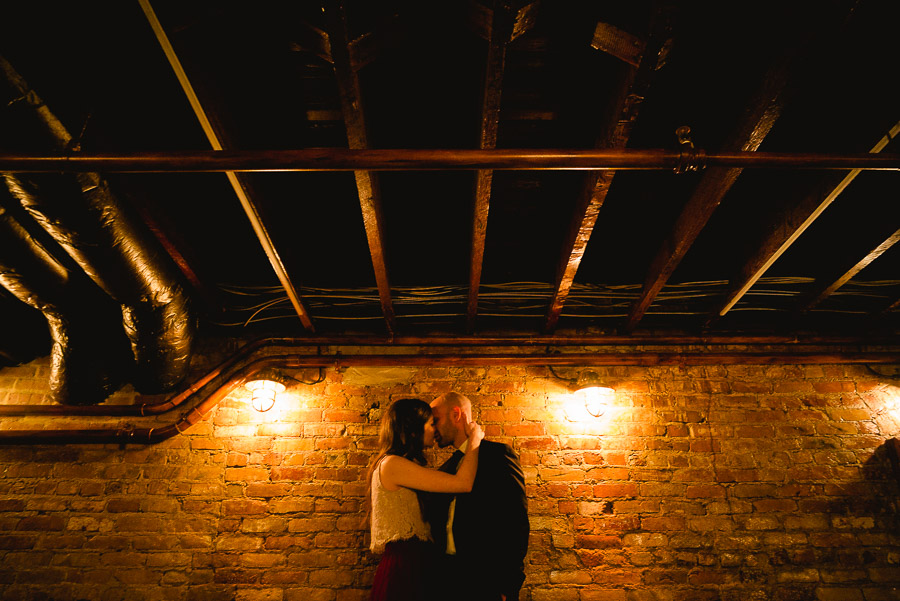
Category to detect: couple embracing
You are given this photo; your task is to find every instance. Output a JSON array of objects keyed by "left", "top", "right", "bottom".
[{"left": 367, "top": 392, "right": 530, "bottom": 601}]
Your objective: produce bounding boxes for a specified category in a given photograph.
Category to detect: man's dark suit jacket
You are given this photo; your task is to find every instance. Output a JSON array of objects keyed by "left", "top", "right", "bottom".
[{"left": 424, "top": 440, "right": 529, "bottom": 600}]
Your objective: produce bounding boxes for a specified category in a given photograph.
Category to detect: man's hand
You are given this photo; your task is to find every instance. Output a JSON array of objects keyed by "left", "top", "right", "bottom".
[{"left": 464, "top": 419, "right": 484, "bottom": 444}]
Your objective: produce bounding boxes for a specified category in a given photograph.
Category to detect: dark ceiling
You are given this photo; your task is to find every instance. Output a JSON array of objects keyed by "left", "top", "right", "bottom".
[{"left": 1, "top": 0, "right": 899, "bottom": 373}]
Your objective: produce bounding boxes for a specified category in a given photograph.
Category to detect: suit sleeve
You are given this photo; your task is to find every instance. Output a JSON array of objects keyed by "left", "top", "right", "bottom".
[{"left": 494, "top": 442, "right": 529, "bottom": 596}]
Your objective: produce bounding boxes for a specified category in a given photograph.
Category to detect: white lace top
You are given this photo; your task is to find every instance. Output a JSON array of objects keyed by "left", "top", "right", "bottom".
[{"left": 370, "top": 456, "right": 432, "bottom": 553}]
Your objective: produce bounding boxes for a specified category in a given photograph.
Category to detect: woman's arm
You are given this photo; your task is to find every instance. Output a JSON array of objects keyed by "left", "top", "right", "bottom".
[{"left": 381, "top": 421, "right": 483, "bottom": 493}]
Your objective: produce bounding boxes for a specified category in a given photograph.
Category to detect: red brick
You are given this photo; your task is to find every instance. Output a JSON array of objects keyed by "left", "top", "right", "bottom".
[
  {"left": 16, "top": 515, "right": 65, "bottom": 531},
  {"left": 245, "top": 483, "right": 292, "bottom": 498},
  {"left": 520, "top": 437, "right": 560, "bottom": 450},
  {"left": 815, "top": 588, "right": 864, "bottom": 601},
  {"left": 547, "top": 484, "right": 570, "bottom": 498},
  {"left": 106, "top": 498, "right": 142, "bottom": 513},
  {"left": 114, "top": 516, "right": 161, "bottom": 532},
  {"left": 0, "top": 499, "right": 26, "bottom": 511},
  {"left": 261, "top": 570, "right": 310, "bottom": 585},
  {"left": 223, "top": 499, "right": 268, "bottom": 516},
  {"left": 586, "top": 467, "right": 630, "bottom": 480},
  {"left": 269, "top": 499, "right": 315, "bottom": 514},
  {"left": 812, "top": 381, "right": 856, "bottom": 393},
  {"left": 0, "top": 535, "right": 36, "bottom": 549},
  {"left": 575, "top": 535, "right": 622, "bottom": 549},
  {"left": 641, "top": 516, "right": 685, "bottom": 531},
  {"left": 84, "top": 535, "right": 130, "bottom": 550},
  {"left": 314, "top": 467, "right": 360, "bottom": 481},
  {"left": 322, "top": 409, "right": 366, "bottom": 423},
  {"left": 270, "top": 467, "right": 316, "bottom": 480},
  {"left": 225, "top": 467, "right": 270, "bottom": 482},
  {"left": 685, "top": 485, "right": 726, "bottom": 498}
]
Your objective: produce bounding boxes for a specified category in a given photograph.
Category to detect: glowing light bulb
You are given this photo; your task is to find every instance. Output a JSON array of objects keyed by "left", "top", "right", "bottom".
[
  {"left": 245, "top": 379, "right": 285, "bottom": 412},
  {"left": 575, "top": 385, "right": 615, "bottom": 417}
]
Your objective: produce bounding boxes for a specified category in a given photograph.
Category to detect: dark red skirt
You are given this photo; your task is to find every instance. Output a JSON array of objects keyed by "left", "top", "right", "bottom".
[{"left": 370, "top": 538, "right": 438, "bottom": 601}]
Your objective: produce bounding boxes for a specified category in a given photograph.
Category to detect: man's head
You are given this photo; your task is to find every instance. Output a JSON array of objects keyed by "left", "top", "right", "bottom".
[{"left": 429, "top": 391, "right": 472, "bottom": 449}]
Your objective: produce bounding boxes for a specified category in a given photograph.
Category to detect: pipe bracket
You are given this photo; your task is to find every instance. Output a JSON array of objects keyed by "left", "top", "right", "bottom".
[{"left": 674, "top": 125, "right": 706, "bottom": 174}]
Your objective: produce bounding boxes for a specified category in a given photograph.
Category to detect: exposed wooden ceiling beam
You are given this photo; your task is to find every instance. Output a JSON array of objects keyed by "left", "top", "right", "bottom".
[
  {"left": 467, "top": 2, "right": 534, "bottom": 332},
  {"left": 138, "top": 0, "right": 315, "bottom": 332},
  {"left": 798, "top": 227, "right": 900, "bottom": 313},
  {"left": 323, "top": 0, "right": 396, "bottom": 335},
  {"left": 349, "top": 13, "right": 407, "bottom": 70},
  {"left": 710, "top": 119, "right": 900, "bottom": 321},
  {"left": 292, "top": 22, "right": 332, "bottom": 64},
  {"left": 545, "top": 5, "right": 675, "bottom": 333},
  {"left": 624, "top": 4, "right": 858, "bottom": 333},
  {"left": 624, "top": 86, "right": 785, "bottom": 333},
  {"left": 466, "top": 0, "right": 540, "bottom": 43},
  {"left": 293, "top": 12, "right": 405, "bottom": 69},
  {"left": 590, "top": 21, "right": 646, "bottom": 68}
]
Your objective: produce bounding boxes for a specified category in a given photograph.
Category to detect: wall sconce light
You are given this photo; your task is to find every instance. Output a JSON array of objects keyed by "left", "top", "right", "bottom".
[
  {"left": 574, "top": 370, "right": 615, "bottom": 417},
  {"left": 245, "top": 377, "right": 286, "bottom": 412}
]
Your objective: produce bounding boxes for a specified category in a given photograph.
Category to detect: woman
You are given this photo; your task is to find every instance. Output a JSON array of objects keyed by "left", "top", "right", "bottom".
[{"left": 367, "top": 397, "right": 483, "bottom": 601}]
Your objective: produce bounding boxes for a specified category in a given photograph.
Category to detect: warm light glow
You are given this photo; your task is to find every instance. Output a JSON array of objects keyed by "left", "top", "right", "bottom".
[
  {"left": 569, "top": 370, "right": 615, "bottom": 419},
  {"left": 575, "top": 385, "right": 616, "bottom": 417},
  {"left": 245, "top": 379, "right": 285, "bottom": 412},
  {"left": 880, "top": 385, "right": 900, "bottom": 429}
]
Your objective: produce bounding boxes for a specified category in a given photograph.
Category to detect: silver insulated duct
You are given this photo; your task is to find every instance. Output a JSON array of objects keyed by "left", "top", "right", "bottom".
[
  {"left": 1, "top": 55, "right": 195, "bottom": 400},
  {"left": 0, "top": 192, "right": 131, "bottom": 404}
]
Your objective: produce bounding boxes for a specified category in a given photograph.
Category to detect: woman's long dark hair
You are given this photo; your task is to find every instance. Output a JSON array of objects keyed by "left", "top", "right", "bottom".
[{"left": 365, "top": 398, "right": 433, "bottom": 519}]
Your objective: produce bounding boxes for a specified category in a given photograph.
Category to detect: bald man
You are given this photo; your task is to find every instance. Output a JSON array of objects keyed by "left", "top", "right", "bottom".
[{"left": 426, "top": 392, "right": 529, "bottom": 601}]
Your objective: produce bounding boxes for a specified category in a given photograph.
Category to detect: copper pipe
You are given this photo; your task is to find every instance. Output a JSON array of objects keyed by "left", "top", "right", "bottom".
[
  {"left": 0, "top": 334, "right": 896, "bottom": 417},
  {"left": 0, "top": 353, "right": 298, "bottom": 444},
  {"left": 0, "top": 337, "right": 284, "bottom": 417},
  {"left": 241, "top": 333, "right": 896, "bottom": 346},
  {"left": 1, "top": 348, "right": 899, "bottom": 444},
  {"left": 0, "top": 149, "right": 898, "bottom": 172}
]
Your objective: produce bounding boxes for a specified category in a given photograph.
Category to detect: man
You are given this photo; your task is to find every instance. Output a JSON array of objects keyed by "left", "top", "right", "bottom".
[{"left": 426, "top": 392, "right": 529, "bottom": 601}]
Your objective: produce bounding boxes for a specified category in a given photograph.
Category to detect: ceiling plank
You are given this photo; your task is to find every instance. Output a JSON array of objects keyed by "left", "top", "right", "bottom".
[
  {"left": 590, "top": 21, "right": 645, "bottom": 67},
  {"left": 349, "top": 12, "right": 407, "bottom": 70},
  {"left": 466, "top": 0, "right": 540, "bottom": 43},
  {"left": 138, "top": 0, "right": 316, "bottom": 332},
  {"left": 323, "top": 0, "right": 396, "bottom": 335},
  {"left": 798, "top": 227, "right": 900, "bottom": 312},
  {"left": 467, "top": 2, "right": 532, "bottom": 332},
  {"left": 710, "top": 119, "right": 900, "bottom": 321},
  {"left": 624, "top": 4, "right": 858, "bottom": 333},
  {"left": 544, "top": 4, "right": 674, "bottom": 333},
  {"left": 291, "top": 22, "right": 333, "bottom": 64}
]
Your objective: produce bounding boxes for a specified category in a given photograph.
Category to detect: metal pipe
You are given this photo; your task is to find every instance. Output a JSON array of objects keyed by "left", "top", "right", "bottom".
[
  {"left": 0, "top": 353, "right": 294, "bottom": 444},
  {"left": 0, "top": 335, "right": 896, "bottom": 416},
  {"left": 0, "top": 348, "right": 898, "bottom": 443},
  {"left": 0, "top": 333, "right": 895, "bottom": 417},
  {"left": 0, "top": 149, "right": 898, "bottom": 173},
  {"left": 241, "top": 333, "right": 898, "bottom": 346},
  {"left": 0, "top": 337, "right": 284, "bottom": 417}
]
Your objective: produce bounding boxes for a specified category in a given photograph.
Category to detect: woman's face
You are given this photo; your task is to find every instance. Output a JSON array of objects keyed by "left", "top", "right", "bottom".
[{"left": 423, "top": 415, "right": 436, "bottom": 448}]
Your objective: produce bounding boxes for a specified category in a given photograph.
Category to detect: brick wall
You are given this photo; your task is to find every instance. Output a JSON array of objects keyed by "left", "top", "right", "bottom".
[{"left": 1, "top": 349, "right": 900, "bottom": 600}]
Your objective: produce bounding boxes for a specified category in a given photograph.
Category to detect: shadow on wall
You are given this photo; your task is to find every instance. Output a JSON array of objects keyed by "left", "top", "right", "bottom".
[{"left": 863, "top": 439, "right": 900, "bottom": 533}]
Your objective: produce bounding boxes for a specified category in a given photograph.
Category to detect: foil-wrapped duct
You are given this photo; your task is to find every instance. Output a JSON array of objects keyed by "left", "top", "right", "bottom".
[{"left": 0, "top": 196, "right": 130, "bottom": 404}]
